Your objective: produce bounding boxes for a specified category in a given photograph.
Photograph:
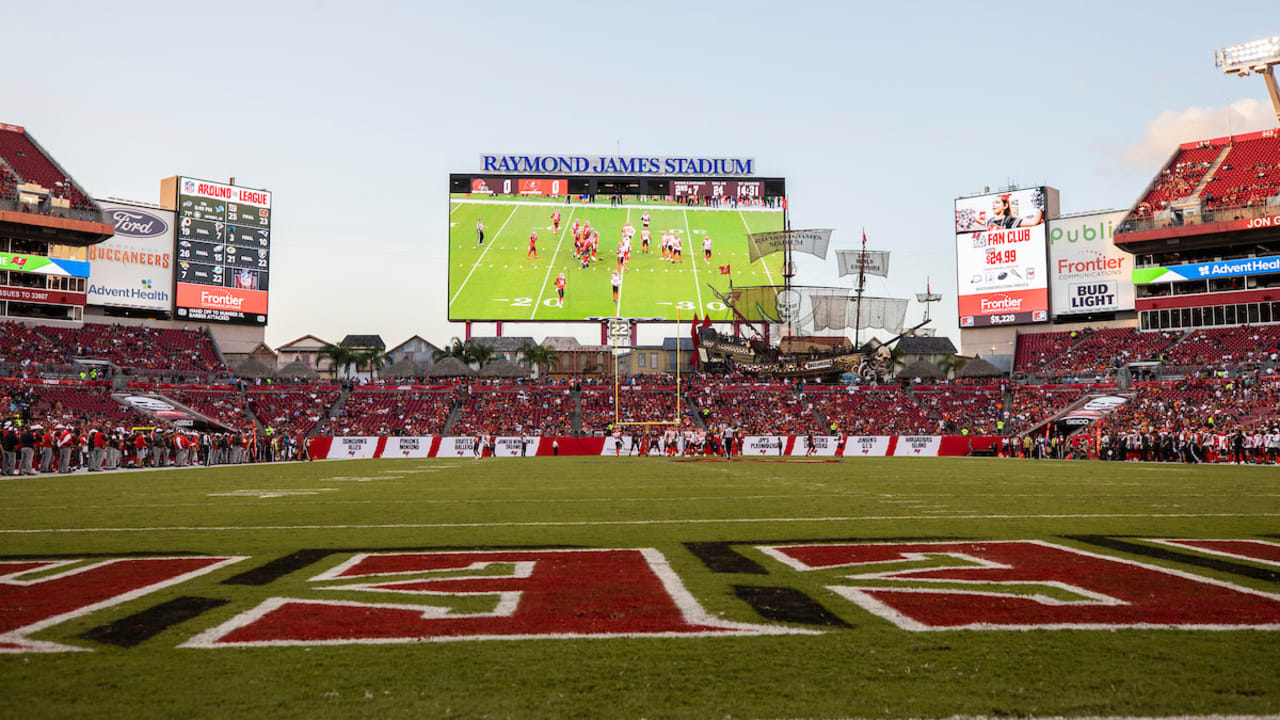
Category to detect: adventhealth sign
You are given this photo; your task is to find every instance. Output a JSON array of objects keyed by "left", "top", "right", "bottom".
[
  {"left": 480, "top": 154, "right": 756, "bottom": 176},
  {"left": 1133, "top": 256, "right": 1280, "bottom": 285}
]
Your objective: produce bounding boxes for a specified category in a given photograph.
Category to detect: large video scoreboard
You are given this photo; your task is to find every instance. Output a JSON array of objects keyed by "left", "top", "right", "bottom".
[
  {"left": 955, "top": 187, "right": 1056, "bottom": 328},
  {"left": 170, "top": 177, "right": 271, "bottom": 325},
  {"left": 447, "top": 171, "right": 787, "bottom": 323}
]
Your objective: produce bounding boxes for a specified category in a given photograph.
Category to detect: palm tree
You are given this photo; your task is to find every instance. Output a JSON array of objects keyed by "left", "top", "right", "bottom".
[
  {"left": 936, "top": 354, "right": 969, "bottom": 379},
  {"left": 433, "top": 337, "right": 468, "bottom": 363},
  {"left": 517, "top": 340, "right": 560, "bottom": 379},
  {"left": 463, "top": 341, "right": 495, "bottom": 369},
  {"left": 356, "top": 346, "right": 388, "bottom": 377},
  {"left": 317, "top": 343, "right": 358, "bottom": 379},
  {"left": 885, "top": 344, "right": 907, "bottom": 373}
]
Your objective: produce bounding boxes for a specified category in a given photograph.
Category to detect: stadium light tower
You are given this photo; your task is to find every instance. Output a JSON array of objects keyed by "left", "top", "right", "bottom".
[{"left": 1215, "top": 36, "right": 1280, "bottom": 125}]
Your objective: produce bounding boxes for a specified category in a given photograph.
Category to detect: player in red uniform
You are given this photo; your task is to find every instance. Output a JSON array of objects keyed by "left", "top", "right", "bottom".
[
  {"left": 552, "top": 209, "right": 561, "bottom": 233},
  {"left": 554, "top": 273, "right": 566, "bottom": 307},
  {"left": 527, "top": 231, "right": 538, "bottom": 259}
]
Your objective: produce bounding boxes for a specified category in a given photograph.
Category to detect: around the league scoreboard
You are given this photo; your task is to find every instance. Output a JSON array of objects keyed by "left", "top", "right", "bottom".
[{"left": 173, "top": 177, "right": 271, "bottom": 325}]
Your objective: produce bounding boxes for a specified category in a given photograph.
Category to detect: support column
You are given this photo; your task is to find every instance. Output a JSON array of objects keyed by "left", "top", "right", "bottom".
[
  {"left": 495, "top": 321, "right": 503, "bottom": 337},
  {"left": 465, "top": 321, "right": 472, "bottom": 341}
]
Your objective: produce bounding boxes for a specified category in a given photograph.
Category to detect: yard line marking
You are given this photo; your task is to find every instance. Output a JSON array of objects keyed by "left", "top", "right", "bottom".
[
  {"left": 449, "top": 202, "right": 463, "bottom": 215},
  {"left": 451, "top": 197, "right": 783, "bottom": 213},
  {"left": 449, "top": 205, "right": 518, "bottom": 306},
  {"left": 739, "top": 209, "right": 776, "bottom": 286},
  {"left": 530, "top": 206, "right": 576, "bottom": 319},
  {"left": 683, "top": 209, "right": 703, "bottom": 310},
  {"left": 6, "top": 511, "right": 1280, "bottom": 534}
]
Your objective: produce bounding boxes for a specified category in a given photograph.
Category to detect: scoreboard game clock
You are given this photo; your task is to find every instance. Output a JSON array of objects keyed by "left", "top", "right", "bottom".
[{"left": 170, "top": 176, "right": 272, "bottom": 325}]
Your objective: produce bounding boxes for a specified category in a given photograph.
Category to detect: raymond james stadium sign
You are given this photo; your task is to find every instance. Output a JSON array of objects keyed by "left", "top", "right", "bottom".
[{"left": 480, "top": 154, "right": 756, "bottom": 176}]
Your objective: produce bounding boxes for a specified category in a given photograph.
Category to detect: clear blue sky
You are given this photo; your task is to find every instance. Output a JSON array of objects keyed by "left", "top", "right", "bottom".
[{"left": 8, "top": 1, "right": 1275, "bottom": 349}]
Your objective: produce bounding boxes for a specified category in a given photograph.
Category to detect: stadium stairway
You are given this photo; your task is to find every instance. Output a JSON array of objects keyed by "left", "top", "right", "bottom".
[
  {"left": 570, "top": 387, "right": 583, "bottom": 435},
  {"left": 320, "top": 386, "right": 354, "bottom": 436},
  {"left": 442, "top": 401, "right": 463, "bottom": 435},
  {"left": 1190, "top": 147, "right": 1232, "bottom": 198},
  {"left": 149, "top": 392, "right": 235, "bottom": 431}
]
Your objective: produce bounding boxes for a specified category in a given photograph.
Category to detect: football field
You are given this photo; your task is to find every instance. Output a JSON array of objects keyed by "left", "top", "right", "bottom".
[
  {"left": 2, "top": 457, "right": 1279, "bottom": 719},
  {"left": 448, "top": 197, "right": 785, "bottom": 322}
]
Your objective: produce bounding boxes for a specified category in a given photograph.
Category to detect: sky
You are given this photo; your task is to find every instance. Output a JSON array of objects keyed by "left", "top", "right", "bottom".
[{"left": 6, "top": 1, "right": 1277, "bottom": 351}]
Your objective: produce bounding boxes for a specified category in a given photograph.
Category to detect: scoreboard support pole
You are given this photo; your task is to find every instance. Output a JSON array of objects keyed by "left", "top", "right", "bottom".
[{"left": 465, "top": 322, "right": 472, "bottom": 341}]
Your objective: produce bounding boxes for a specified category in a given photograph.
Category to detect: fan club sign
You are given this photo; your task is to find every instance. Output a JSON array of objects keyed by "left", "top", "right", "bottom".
[{"left": 4, "top": 539, "right": 1279, "bottom": 651}]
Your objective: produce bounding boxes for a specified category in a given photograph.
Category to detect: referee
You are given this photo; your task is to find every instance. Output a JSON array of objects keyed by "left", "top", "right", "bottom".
[{"left": 476, "top": 218, "right": 486, "bottom": 246}]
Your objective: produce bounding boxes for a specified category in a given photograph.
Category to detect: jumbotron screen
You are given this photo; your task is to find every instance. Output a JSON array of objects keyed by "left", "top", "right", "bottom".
[
  {"left": 955, "top": 187, "right": 1050, "bottom": 328},
  {"left": 173, "top": 177, "right": 271, "bottom": 325},
  {"left": 448, "top": 174, "right": 784, "bottom": 322}
]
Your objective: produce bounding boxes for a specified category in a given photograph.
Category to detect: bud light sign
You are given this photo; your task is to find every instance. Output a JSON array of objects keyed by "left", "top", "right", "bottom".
[{"left": 1067, "top": 280, "right": 1119, "bottom": 311}]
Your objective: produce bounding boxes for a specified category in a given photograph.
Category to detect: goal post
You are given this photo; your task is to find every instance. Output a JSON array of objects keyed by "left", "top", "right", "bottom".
[{"left": 610, "top": 312, "right": 683, "bottom": 428}]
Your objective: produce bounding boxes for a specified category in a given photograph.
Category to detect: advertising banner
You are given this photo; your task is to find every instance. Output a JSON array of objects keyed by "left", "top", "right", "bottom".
[
  {"left": 843, "top": 435, "right": 893, "bottom": 457},
  {"left": 0, "top": 252, "right": 89, "bottom": 277},
  {"left": 325, "top": 436, "right": 382, "bottom": 459},
  {"left": 892, "top": 436, "right": 942, "bottom": 457},
  {"left": 789, "top": 436, "right": 841, "bottom": 456},
  {"left": 384, "top": 436, "right": 434, "bottom": 458},
  {"left": 0, "top": 287, "right": 86, "bottom": 306},
  {"left": 495, "top": 436, "right": 540, "bottom": 457},
  {"left": 956, "top": 188, "right": 1050, "bottom": 328},
  {"left": 1048, "top": 210, "right": 1132, "bottom": 315},
  {"left": 748, "top": 229, "right": 832, "bottom": 263},
  {"left": 436, "top": 437, "right": 481, "bottom": 458},
  {"left": 742, "top": 436, "right": 787, "bottom": 456},
  {"left": 836, "top": 250, "right": 890, "bottom": 278},
  {"left": 90, "top": 201, "right": 174, "bottom": 310},
  {"left": 1132, "top": 256, "right": 1280, "bottom": 285}
]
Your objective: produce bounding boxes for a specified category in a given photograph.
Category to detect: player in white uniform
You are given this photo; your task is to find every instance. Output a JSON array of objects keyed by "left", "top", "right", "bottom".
[
  {"left": 672, "top": 234, "right": 682, "bottom": 263},
  {"left": 702, "top": 235, "right": 712, "bottom": 263},
  {"left": 611, "top": 269, "right": 622, "bottom": 302}
]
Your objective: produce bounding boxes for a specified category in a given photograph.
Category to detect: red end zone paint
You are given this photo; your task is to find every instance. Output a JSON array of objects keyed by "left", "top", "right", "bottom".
[
  {"left": 0, "top": 557, "right": 244, "bottom": 653},
  {"left": 183, "top": 549, "right": 816, "bottom": 647},
  {"left": 759, "top": 540, "right": 1280, "bottom": 630}
]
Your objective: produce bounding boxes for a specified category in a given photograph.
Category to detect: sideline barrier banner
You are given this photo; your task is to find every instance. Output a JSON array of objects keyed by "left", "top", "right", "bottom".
[
  {"left": 495, "top": 436, "right": 540, "bottom": 457},
  {"left": 843, "top": 436, "right": 894, "bottom": 457},
  {"left": 385, "top": 436, "right": 434, "bottom": 458},
  {"left": 893, "top": 436, "right": 941, "bottom": 456},
  {"left": 743, "top": 436, "right": 787, "bottom": 456},
  {"left": 789, "top": 436, "right": 842, "bottom": 456},
  {"left": 306, "top": 435, "right": 1004, "bottom": 459}
]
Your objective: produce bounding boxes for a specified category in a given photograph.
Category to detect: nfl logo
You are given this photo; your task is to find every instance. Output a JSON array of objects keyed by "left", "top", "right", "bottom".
[{"left": 183, "top": 180, "right": 195, "bottom": 193}]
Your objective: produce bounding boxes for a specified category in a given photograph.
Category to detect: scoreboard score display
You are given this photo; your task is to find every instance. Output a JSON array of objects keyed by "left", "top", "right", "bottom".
[
  {"left": 671, "top": 180, "right": 763, "bottom": 199},
  {"left": 173, "top": 177, "right": 271, "bottom": 325},
  {"left": 470, "top": 177, "right": 568, "bottom": 196}
]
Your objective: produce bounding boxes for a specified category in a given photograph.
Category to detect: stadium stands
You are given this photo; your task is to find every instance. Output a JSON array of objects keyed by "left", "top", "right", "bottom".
[
  {"left": 0, "top": 126, "right": 93, "bottom": 209},
  {"left": 1013, "top": 330, "right": 1080, "bottom": 375},
  {"left": 1041, "top": 328, "right": 1180, "bottom": 380},
  {"left": 803, "top": 386, "right": 932, "bottom": 436},
  {"left": 245, "top": 387, "right": 340, "bottom": 436},
  {"left": 321, "top": 388, "right": 456, "bottom": 436},
  {"left": 451, "top": 386, "right": 574, "bottom": 436},
  {"left": 0, "top": 321, "right": 65, "bottom": 366},
  {"left": 1008, "top": 386, "right": 1085, "bottom": 433},
  {"left": 913, "top": 387, "right": 1005, "bottom": 435},
  {"left": 690, "top": 384, "right": 825, "bottom": 435},
  {"left": 158, "top": 388, "right": 253, "bottom": 431},
  {"left": 21, "top": 384, "right": 145, "bottom": 429},
  {"left": 37, "top": 324, "right": 228, "bottom": 374},
  {"left": 1130, "top": 144, "right": 1222, "bottom": 219},
  {"left": 579, "top": 387, "right": 683, "bottom": 434},
  {"left": 1202, "top": 134, "right": 1280, "bottom": 211}
]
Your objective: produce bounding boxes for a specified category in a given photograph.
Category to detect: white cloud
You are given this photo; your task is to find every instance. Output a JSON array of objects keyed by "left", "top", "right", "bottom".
[{"left": 1122, "top": 98, "right": 1277, "bottom": 169}]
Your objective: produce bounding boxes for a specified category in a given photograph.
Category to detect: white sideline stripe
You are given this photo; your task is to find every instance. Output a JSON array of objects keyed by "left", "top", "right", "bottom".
[
  {"left": 449, "top": 205, "right": 518, "bottom": 306},
  {"left": 739, "top": 209, "right": 776, "bottom": 286},
  {"left": 530, "top": 206, "right": 576, "bottom": 320},
  {"left": 6, "top": 511, "right": 1280, "bottom": 535},
  {"left": 683, "top": 209, "right": 703, "bottom": 310},
  {"left": 767, "top": 715, "right": 1280, "bottom": 720},
  {"left": 452, "top": 197, "right": 782, "bottom": 213}
]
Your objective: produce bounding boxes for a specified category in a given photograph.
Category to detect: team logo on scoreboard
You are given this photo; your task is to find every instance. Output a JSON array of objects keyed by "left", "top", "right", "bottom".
[{"left": 183, "top": 180, "right": 196, "bottom": 194}]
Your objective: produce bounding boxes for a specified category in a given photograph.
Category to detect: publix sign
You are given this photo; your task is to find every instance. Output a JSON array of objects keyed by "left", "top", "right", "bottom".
[{"left": 1048, "top": 210, "right": 1133, "bottom": 316}]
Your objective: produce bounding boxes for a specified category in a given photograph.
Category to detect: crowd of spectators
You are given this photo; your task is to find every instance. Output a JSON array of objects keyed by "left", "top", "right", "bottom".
[
  {"left": 321, "top": 388, "right": 456, "bottom": 436},
  {"left": 688, "top": 384, "right": 823, "bottom": 435},
  {"left": 39, "top": 324, "right": 227, "bottom": 373},
  {"left": 451, "top": 386, "right": 574, "bottom": 436},
  {"left": 579, "top": 388, "right": 683, "bottom": 434},
  {"left": 803, "top": 386, "right": 933, "bottom": 436},
  {"left": 913, "top": 388, "right": 1005, "bottom": 435},
  {"left": 245, "top": 388, "right": 340, "bottom": 436}
]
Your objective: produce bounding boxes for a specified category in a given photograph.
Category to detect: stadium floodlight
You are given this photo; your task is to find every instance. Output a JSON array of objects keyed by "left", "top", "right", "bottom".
[{"left": 1215, "top": 36, "right": 1280, "bottom": 124}]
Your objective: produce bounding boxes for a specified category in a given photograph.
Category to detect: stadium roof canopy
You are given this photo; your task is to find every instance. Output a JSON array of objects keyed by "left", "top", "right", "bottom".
[{"left": 896, "top": 336, "right": 958, "bottom": 356}]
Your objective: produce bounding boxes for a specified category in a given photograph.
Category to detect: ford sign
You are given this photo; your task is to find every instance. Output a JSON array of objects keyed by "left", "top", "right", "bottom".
[{"left": 111, "top": 209, "right": 170, "bottom": 238}]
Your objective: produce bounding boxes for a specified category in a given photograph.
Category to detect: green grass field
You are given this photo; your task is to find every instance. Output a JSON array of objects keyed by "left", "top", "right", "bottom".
[
  {"left": 448, "top": 196, "right": 784, "bottom": 322},
  {"left": 2, "top": 457, "right": 1279, "bottom": 719}
]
